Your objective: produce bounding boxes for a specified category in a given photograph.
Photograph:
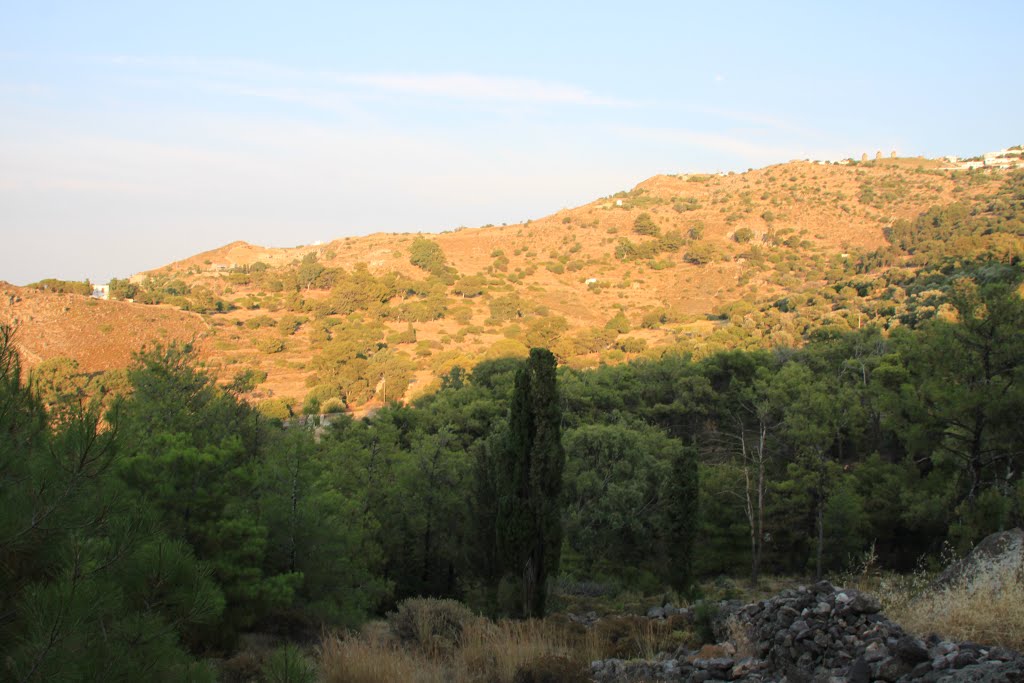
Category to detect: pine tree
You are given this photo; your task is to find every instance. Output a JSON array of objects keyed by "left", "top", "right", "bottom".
[
  {"left": 495, "top": 348, "right": 564, "bottom": 618},
  {"left": 0, "top": 324, "right": 222, "bottom": 681}
]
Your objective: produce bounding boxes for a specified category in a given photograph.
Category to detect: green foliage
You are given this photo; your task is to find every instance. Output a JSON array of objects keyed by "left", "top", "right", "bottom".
[
  {"left": 453, "top": 274, "right": 487, "bottom": 297},
  {"left": 27, "top": 277, "right": 93, "bottom": 295},
  {"left": 692, "top": 601, "right": 720, "bottom": 644},
  {"left": 0, "top": 325, "right": 220, "bottom": 680},
  {"left": 684, "top": 241, "right": 720, "bottom": 265},
  {"left": 256, "top": 336, "right": 286, "bottom": 354},
  {"left": 259, "top": 397, "right": 293, "bottom": 419},
  {"left": 262, "top": 645, "right": 316, "bottom": 683},
  {"left": 733, "top": 227, "right": 755, "bottom": 243},
  {"left": 494, "top": 349, "right": 565, "bottom": 617},
  {"left": 296, "top": 252, "right": 325, "bottom": 290},
  {"left": 605, "top": 312, "right": 631, "bottom": 334},
  {"left": 633, "top": 212, "right": 660, "bottom": 236},
  {"left": 108, "top": 277, "right": 138, "bottom": 300},
  {"left": 664, "top": 446, "right": 699, "bottom": 594},
  {"left": 617, "top": 336, "right": 647, "bottom": 353},
  {"left": 409, "top": 237, "right": 458, "bottom": 283},
  {"left": 563, "top": 423, "right": 675, "bottom": 580},
  {"left": 489, "top": 293, "right": 524, "bottom": 322}
]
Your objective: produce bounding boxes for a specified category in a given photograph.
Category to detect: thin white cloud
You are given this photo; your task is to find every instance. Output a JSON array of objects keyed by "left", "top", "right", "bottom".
[
  {"left": 92, "top": 54, "right": 631, "bottom": 107},
  {"left": 610, "top": 124, "right": 796, "bottom": 161},
  {"left": 331, "top": 72, "right": 629, "bottom": 106}
]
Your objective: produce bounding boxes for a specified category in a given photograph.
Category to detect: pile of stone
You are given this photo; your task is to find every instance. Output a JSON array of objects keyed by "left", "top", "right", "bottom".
[{"left": 590, "top": 581, "right": 1024, "bottom": 682}]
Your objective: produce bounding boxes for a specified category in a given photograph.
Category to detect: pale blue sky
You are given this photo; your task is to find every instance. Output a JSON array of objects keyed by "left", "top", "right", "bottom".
[{"left": 2, "top": 1, "right": 1021, "bottom": 285}]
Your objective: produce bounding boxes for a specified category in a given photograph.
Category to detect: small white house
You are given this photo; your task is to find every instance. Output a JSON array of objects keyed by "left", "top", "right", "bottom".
[{"left": 91, "top": 284, "right": 109, "bottom": 300}]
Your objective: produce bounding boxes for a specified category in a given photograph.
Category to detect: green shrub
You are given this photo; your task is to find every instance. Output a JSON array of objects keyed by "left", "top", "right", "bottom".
[
  {"left": 733, "top": 227, "right": 755, "bottom": 243},
  {"left": 618, "top": 337, "right": 647, "bottom": 353},
  {"left": 258, "top": 398, "right": 292, "bottom": 420},
  {"left": 692, "top": 601, "right": 719, "bottom": 644},
  {"left": 256, "top": 337, "right": 286, "bottom": 354},
  {"left": 321, "top": 397, "right": 346, "bottom": 414},
  {"left": 605, "top": 312, "right": 631, "bottom": 334},
  {"left": 633, "top": 212, "right": 660, "bottom": 236},
  {"left": 262, "top": 645, "right": 315, "bottom": 683}
]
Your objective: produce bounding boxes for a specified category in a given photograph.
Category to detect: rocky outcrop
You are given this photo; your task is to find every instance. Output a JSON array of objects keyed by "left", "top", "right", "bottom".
[
  {"left": 933, "top": 528, "right": 1024, "bottom": 590},
  {"left": 590, "top": 581, "right": 1024, "bottom": 682}
]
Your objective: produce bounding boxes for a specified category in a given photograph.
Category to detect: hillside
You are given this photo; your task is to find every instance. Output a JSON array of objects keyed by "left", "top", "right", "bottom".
[
  {"left": 4, "top": 155, "right": 1021, "bottom": 414},
  {"left": 0, "top": 283, "right": 206, "bottom": 371}
]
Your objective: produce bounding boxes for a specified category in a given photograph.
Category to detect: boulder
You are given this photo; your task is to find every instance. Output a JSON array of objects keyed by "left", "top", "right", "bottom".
[{"left": 933, "top": 528, "right": 1024, "bottom": 590}]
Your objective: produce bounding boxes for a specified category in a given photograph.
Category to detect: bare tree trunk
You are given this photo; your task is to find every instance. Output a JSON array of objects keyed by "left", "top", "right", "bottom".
[{"left": 754, "top": 421, "right": 767, "bottom": 587}]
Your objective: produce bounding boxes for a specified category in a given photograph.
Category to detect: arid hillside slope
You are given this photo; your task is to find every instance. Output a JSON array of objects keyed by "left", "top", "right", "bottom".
[{"left": 3, "top": 156, "right": 1016, "bottom": 412}]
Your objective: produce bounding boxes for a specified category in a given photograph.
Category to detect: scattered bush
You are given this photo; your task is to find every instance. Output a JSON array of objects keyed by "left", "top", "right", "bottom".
[
  {"left": 263, "top": 644, "right": 316, "bottom": 683},
  {"left": 256, "top": 337, "right": 286, "bottom": 354},
  {"left": 387, "top": 598, "right": 475, "bottom": 657},
  {"left": 692, "top": 600, "right": 720, "bottom": 644},
  {"left": 633, "top": 212, "right": 660, "bottom": 236},
  {"left": 733, "top": 227, "right": 755, "bottom": 243}
]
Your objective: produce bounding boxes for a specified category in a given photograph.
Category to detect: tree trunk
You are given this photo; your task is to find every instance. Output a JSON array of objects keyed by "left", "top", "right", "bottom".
[{"left": 815, "top": 450, "right": 826, "bottom": 580}]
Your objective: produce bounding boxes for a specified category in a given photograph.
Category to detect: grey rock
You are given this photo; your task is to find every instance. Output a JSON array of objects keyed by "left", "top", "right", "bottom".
[
  {"left": 932, "top": 527, "right": 1024, "bottom": 591},
  {"left": 896, "top": 634, "right": 931, "bottom": 664},
  {"left": 952, "top": 649, "right": 979, "bottom": 669},
  {"left": 848, "top": 656, "right": 871, "bottom": 683},
  {"left": 865, "top": 641, "right": 890, "bottom": 663},
  {"left": 873, "top": 655, "right": 910, "bottom": 681},
  {"left": 849, "top": 592, "right": 881, "bottom": 614}
]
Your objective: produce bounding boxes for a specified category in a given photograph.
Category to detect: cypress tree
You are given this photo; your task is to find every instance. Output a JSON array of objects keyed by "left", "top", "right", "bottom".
[
  {"left": 495, "top": 348, "right": 565, "bottom": 618},
  {"left": 664, "top": 444, "right": 699, "bottom": 596}
]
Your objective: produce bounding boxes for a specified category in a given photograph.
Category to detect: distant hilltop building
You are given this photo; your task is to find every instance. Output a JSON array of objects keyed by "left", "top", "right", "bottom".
[
  {"left": 813, "top": 150, "right": 895, "bottom": 165},
  {"left": 941, "top": 147, "right": 1024, "bottom": 171},
  {"left": 91, "top": 284, "right": 109, "bottom": 300}
]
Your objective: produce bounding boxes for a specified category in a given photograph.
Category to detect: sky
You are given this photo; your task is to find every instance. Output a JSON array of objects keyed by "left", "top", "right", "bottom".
[{"left": 1, "top": 1, "right": 1022, "bottom": 285}]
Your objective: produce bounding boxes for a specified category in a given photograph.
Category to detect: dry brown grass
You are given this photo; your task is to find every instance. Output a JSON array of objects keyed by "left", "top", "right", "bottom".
[
  {"left": 318, "top": 633, "right": 446, "bottom": 683},
  {"left": 724, "top": 614, "right": 756, "bottom": 659},
  {"left": 319, "top": 617, "right": 595, "bottom": 683},
  {"left": 842, "top": 543, "right": 1024, "bottom": 652},
  {"left": 456, "top": 618, "right": 590, "bottom": 682},
  {"left": 889, "top": 564, "right": 1024, "bottom": 650}
]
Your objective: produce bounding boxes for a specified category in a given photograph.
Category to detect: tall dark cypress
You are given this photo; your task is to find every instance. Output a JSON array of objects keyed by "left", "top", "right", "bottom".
[
  {"left": 664, "top": 444, "right": 699, "bottom": 595},
  {"left": 495, "top": 348, "right": 564, "bottom": 618}
]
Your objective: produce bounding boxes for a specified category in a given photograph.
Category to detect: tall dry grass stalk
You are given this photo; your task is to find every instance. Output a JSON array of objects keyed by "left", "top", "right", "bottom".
[
  {"left": 891, "top": 564, "right": 1024, "bottom": 651},
  {"left": 320, "top": 617, "right": 593, "bottom": 683},
  {"left": 724, "top": 615, "right": 756, "bottom": 659},
  {"left": 318, "top": 634, "right": 448, "bottom": 683},
  {"left": 455, "top": 618, "right": 587, "bottom": 682}
]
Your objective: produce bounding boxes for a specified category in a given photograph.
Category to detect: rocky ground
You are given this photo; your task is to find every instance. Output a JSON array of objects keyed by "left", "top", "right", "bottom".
[{"left": 589, "top": 581, "right": 1024, "bottom": 682}]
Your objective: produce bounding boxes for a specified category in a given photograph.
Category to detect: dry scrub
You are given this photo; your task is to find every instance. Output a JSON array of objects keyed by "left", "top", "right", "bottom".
[
  {"left": 890, "top": 564, "right": 1024, "bottom": 650},
  {"left": 845, "top": 547, "right": 1024, "bottom": 652},
  {"left": 317, "top": 596, "right": 698, "bottom": 683},
  {"left": 318, "top": 619, "right": 591, "bottom": 683}
]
